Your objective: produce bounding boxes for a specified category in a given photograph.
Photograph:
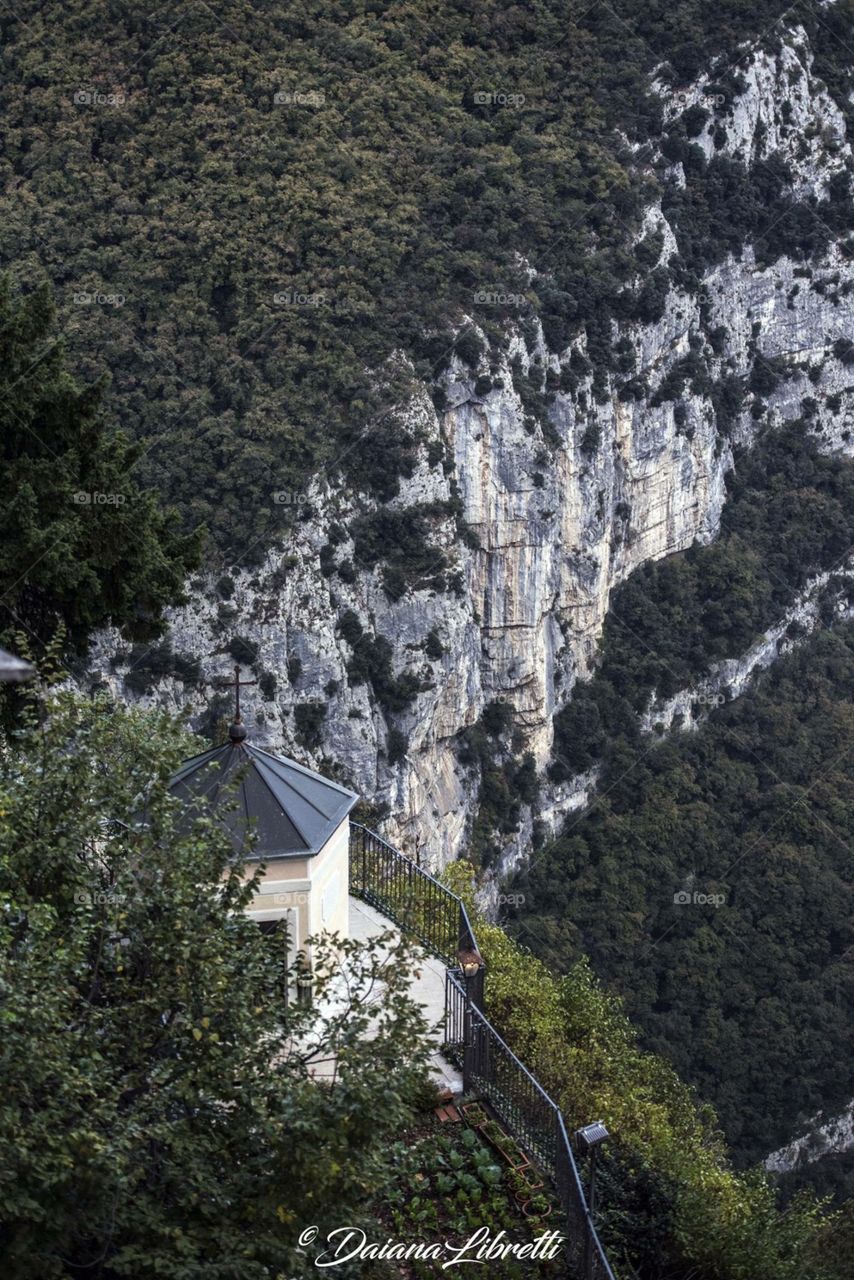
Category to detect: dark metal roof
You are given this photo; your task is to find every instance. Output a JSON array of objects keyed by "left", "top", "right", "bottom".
[
  {"left": 168, "top": 738, "right": 359, "bottom": 860},
  {"left": 0, "top": 647, "right": 34, "bottom": 683}
]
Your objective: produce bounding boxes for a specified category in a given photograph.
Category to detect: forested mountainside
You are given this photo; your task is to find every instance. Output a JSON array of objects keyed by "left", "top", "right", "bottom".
[
  {"left": 512, "top": 622, "right": 854, "bottom": 1166},
  {"left": 2, "top": 0, "right": 853, "bottom": 552},
  {"left": 2, "top": 0, "right": 853, "bottom": 1212}
]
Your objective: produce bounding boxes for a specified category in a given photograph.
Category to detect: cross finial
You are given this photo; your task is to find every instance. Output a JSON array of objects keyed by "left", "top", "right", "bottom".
[{"left": 215, "top": 663, "right": 257, "bottom": 743}]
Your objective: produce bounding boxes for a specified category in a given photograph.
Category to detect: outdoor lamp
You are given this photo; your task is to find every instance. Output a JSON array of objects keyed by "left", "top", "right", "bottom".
[
  {"left": 0, "top": 647, "right": 34, "bottom": 683},
  {"left": 575, "top": 1118, "right": 610, "bottom": 1279},
  {"left": 456, "top": 947, "right": 483, "bottom": 978},
  {"left": 575, "top": 1120, "right": 609, "bottom": 1152}
]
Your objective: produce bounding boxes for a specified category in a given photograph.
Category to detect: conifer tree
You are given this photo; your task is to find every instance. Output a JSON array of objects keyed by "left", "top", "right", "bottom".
[{"left": 0, "top": 278, "right": 199, "bottom": 652}]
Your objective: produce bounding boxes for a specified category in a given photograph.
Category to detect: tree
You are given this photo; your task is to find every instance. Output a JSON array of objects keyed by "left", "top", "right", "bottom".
[
  {"left": 0, "top": 278, "right": 199, "bottom": 653},
  {"left": 0, "top": 687, "right": 433, "bottom": 1278}
]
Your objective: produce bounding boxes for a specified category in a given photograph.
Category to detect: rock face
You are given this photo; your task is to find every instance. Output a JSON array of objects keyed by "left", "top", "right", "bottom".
[
  {"left": 640, "top": 560, "right": 854, "bottom": 738},
  {"left": 765, "top": 1100, "right": 854, "bottom": 1175},
  {"left": 90, "top": 29, "right": 854, "bottom": 873}
]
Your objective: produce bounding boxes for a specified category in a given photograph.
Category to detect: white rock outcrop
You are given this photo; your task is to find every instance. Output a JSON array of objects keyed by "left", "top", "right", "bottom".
[{"left": 89, "top": 29, "right": 854, "bottom": 875}]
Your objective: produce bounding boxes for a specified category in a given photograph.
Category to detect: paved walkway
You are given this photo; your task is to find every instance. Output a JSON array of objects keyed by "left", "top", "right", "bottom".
[{"left": 348, "top": 896, "right": 463, "bottom": 1094}]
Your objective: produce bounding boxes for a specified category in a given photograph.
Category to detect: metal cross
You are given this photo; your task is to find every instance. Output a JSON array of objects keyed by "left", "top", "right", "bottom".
[{"left": 217, "top": 663, "right": 257, "bottom": 723}]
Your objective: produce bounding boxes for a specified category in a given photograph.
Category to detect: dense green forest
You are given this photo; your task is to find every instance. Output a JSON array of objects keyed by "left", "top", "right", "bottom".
[
  {"left": 552, "top": 421, "right": 854, "bottom": 778},
  {"left": 1, "top": 1, "right": 852, "bottom": 557},
  {"left": 511, "top": 623, "right": 854, "bottom": 1164},
  {"left": 780, "top": 1147, "right": 854, "bottom": 1210}
]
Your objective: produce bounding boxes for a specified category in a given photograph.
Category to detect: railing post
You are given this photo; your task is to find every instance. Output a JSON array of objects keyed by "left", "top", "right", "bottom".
[
  {"left": 360, "top": 824, "right": 367, "bottom": 895},
  {"left": 462, "top": 997, "right": 474, "bottom": 1091},
  {"left": 480, "top": 1009, "right": 490, "bottom": 1080},
  {"left": 471, "top": 961, "right": 485, "bottom": 1012},
  {"left": 583, "top": 1212, "right": 592, "bottom": 1280}
]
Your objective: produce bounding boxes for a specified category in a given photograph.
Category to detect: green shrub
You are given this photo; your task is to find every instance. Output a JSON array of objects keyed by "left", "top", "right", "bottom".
[
  {"left": 386, "top": 726, "right": 408, "bottom": 765},
  {"left": 382, "top": 565, "right": 407, "bottom": 601},
  {"left": 424, "top": 629, "right": 445, "bottom": 660},
  {"left": 347, "top": 634, "right": 420, "bottom": 713},
  {"left": 258, "top": 670, "right": 277, "bottom": 701},
  {"left": 227, "top": 636, "right": 259, "bottom": 667},
  {"left": 338, "top": 610, "right": 364, "bottom": 647},
  {"left": 123, "top": 641, "right": 201, "bottom": 695},
  {"left": 580, "top": 421, "right": 602, "bottom": 455},
  {"left": 481, "top": 699, "right": 514, "bottom": 737},
  {"left": 294, "top": 700, "right": 326, "bottom": 749},
  {"left": 351, "top": 507, "right": 448, "bottom": 583},
  {"left": 455, "top": 331, "right": 484, "bottom": 370}
]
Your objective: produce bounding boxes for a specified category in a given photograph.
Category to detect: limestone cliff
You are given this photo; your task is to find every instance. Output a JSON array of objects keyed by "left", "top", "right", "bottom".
[{"left": 89, "top": 28, "right": 854, "bottom": 874}]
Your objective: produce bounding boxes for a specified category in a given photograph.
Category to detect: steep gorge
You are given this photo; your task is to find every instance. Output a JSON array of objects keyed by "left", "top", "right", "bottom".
[{"left": 89, "top": 30, "right": 854, "bottom": 881}]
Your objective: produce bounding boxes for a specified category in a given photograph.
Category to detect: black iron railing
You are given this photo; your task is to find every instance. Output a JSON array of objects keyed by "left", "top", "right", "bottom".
[
  {"left": 349, "top": 822, "right": 480, "bottom": 970},
  {"left": 350, "top": 822, "right": 616, "bottom": 1279},
  {"left": 445, "top": 970, "right": 616, "bottom": 1280}
]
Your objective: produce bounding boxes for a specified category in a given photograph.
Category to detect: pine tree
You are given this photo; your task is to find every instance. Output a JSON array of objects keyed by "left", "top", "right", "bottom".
[{"left": 0, "top": 277, "right": 200, "bottom": 652}]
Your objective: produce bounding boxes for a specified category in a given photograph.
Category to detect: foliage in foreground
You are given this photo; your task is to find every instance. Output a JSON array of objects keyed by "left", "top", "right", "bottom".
[
  {"left": 364, "top": 1117, "right": 562, "bottom": 1278},
  {"left": 0, "top": 689, "right": 433, "bottom": 1279},
  {"left": 442, "top": 863, "right": 844, "bottom": 1280}
]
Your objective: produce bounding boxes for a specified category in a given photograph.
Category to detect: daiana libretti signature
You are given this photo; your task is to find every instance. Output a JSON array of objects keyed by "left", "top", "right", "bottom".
[{"left": 297, "top": 1224, "right": 566, "bottom": 1268}]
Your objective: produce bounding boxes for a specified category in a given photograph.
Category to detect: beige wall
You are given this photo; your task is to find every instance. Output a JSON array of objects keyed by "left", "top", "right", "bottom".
[
  {"left": 243, "top": 816, "right": 350, "bottom": 958},
  {"left": 306, "top": 817, "right": 349, "bottom": 941}
]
